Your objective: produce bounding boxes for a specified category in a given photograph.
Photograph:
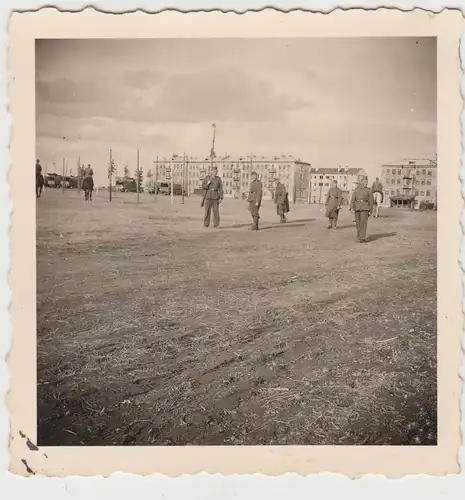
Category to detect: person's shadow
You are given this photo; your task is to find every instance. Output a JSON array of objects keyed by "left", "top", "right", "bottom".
[
  {"left": 368, "top": 232, "right": 397, "bottom": 242},
  {"left": 230, "top": 218, "right": 315, "bottom": 229}
]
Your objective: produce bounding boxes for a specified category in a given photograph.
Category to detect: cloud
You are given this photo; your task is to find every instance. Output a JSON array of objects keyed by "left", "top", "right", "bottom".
[
  {"left": 36, "top": 70, "right": 313, "bottom": 125},
  {"left": 121, "top": 69, "right": 165, "bottom": 90},
  {"left": 150, "top": 71, "right": 313, "bottom": 123}
]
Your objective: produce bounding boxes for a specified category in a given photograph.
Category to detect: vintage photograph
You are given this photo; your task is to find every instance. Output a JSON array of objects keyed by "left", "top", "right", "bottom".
[{"left": 34, "top": 35, "right": 439, "bottom": 448}]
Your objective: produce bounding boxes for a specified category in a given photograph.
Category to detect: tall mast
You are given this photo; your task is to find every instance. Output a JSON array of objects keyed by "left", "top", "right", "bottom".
[{"left": 210, "top": 123, "right": 216, "bottom": 174}]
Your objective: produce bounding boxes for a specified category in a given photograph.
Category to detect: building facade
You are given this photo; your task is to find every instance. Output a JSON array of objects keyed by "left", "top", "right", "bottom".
[
  {"left": 305, "top": 166, "right": 367, "bottom": 205},
  {"left": 380, "top": 158, "right": 438, "bottom": 208},
  {"left": 150, "top": 155, "right": 368, "bottom": 204},
  {"left": 152, "top": 155, "right": 304, "bottom": 202}
]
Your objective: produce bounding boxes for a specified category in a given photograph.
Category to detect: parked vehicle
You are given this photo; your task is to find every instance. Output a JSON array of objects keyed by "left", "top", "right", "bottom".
[{"left": 159, "top": 182, "right": 170, "bottom": 195}]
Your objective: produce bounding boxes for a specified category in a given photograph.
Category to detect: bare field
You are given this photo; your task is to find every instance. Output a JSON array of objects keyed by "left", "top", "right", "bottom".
[{"left": 36, "top": 188, "right": 437, "bottom": 446}]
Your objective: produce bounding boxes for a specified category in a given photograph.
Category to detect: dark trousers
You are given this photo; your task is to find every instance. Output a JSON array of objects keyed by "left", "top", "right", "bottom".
[
  {"left": 328, "top": 210, "right": 339, "bottom": 228},
  {"left": 277, "top": 202, "right": 287, "bottom": 221},
  {"left": 249, "top": 202, "right": 260, "bottom": 229},
  {"left": 355, "top": 210, "right": 369, "bottom": 240},
  {"left": 204, "top": 199, "right": 220, "bottom": 227}
]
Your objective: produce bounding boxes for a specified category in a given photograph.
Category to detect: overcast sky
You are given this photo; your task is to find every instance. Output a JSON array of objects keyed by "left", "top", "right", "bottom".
[{"left": 36, "top": 37, "right": 437, "bottom": 185}]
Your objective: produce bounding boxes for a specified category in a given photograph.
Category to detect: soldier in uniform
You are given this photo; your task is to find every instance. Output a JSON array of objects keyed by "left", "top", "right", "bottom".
[
  {"left": 201, "top": 166, "right": 224, "bottom": 228},
  {"left": 273, "top": 178, "right": 289, "bottom": 223},
  {"left": 371, "top": 177, "right": 384, "bottom": 200},
  {"left": 82, "top": 164, "right": 95, "bottom": 202},
  {"left": 324, "top": 179, "right": 343, "bottom": 229},
  {"left": 371, "top": 176, "right": 384, "bottom": 218},
  {"left": 247, "top": 171, "right": 263, "bottom": 230},
  {"left": 350, "top": 176, "right": 374, "bottom": 243},
  {"left": 35, "top": 159, "right": 44, "bottom": 198}
]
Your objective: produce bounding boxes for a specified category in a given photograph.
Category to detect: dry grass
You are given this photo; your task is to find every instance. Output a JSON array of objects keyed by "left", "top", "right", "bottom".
[{"left": 36, "top": 188, "right": 437, "bottom": 446}]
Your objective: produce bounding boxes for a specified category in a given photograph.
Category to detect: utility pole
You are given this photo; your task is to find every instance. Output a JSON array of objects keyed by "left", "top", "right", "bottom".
[
  {"left": 170, "top": 157, "right": 174, "bottom": 205},
  {"left": 209, "top": 123, "right": 216, "bottom": 176},
  {"left": 62, "top": 158, "right": 65, "bottom": 193},
  {"left": 181, "top": 152, "right": 186, "bottom": 204},
  {"left": 136, "top": 148, "right": 140, "bottom": 205},
  {"left": 154, "top": 156, "right": 158, "bottom": 203},
  {"left": 307, "top": 164, "right": 312, "bottom": 204},
  {"left": 109, "top": 149, "right": 113, "bottom": 202},
  {"left": 77, "top": 155, "right": 81, "bottom": 192}
]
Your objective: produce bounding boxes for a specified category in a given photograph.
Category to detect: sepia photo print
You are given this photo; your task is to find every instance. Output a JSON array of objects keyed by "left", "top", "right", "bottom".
[{"left": 7, "top": 8, "right": 463, "bottom": 478}]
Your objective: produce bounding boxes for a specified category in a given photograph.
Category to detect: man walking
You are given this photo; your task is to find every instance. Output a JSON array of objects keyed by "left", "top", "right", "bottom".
[
  {"left": 371, "top": 177, "right": 384, "bottom": 201},
  {"left": 248, "top": 171, "right": 263, "bottom": 230},
  {"left": 201, "top": 166, "right": 223, "bottom": 228},
  {"left": 325, "top": 179, "right": 343, "bottom": 229},
  {"left": 371, "top": 176, "right": 384, "bottom": 218},
  {"left": 350, "top": 176, "right": 374, "bottom": 243},
  {"left": 273, "top": 178, "right": 289, "bottom": 223}
]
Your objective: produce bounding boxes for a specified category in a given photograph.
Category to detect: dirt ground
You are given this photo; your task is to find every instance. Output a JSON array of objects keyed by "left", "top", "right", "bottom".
[{"left": 36, "top": 188, "right": 437, "bottom": 446}]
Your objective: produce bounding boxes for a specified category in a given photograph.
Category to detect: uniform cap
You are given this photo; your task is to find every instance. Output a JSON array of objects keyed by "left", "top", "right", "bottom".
[{"left": 251, "top": 171, "right": 258, "bottom": 176}]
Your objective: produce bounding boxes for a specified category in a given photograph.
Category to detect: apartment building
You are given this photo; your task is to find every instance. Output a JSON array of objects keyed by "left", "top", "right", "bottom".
[
  {"left": 152, "top": 154, "right": 304, "bottom": 202},
  {"left": 305, "top": 166, "right": 367, "bottom": 204},
  {"left": 380, "top": 158, "right": 438, "bottom": 208}
]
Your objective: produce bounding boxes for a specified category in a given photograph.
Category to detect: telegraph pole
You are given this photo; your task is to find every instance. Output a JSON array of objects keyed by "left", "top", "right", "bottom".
[
  {"left": 62, "top": 158, "right": 65, "bottom": 193},
  {"left": 181, "top": 153, "right": 186, "bottom": 204},
  {"left": 170, "top": 157, "right": 174, "bottom": 205},
  {"left": 307, "top": 164, "right": 312, "bottom": 204},
  {"left": 109, "top": 149, "right": 113, "bottom": 202},
  {"left": 154, "top": 156, "right": 158, "bottom": 203},
  {"left": 136, "top": 148, "right": 140, "bottom": 205}
]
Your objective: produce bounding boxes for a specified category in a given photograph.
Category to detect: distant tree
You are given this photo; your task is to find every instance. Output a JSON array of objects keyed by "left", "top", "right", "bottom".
[
  {"left": 146, "top": 168, "right": 153, "bottom": 188},
  {"left": 123, "top": 164, "right": 130, "bottom": 178},
  {"left": 78, "top": 165, "right": 86, "bottom": 189},
  {"left": 108, "top": 158, "right": 116, "bottom": 179},
  {"left": 135, "top": 166, "right": 144, "bottom": 191}
]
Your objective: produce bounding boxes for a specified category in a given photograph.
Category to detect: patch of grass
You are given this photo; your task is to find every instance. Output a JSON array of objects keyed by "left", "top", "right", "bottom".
[{"left": 37, "top": 189, "right": 437, "bottom": 446}]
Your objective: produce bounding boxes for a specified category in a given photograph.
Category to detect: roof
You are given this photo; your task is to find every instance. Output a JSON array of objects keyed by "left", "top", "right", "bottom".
[
  {"left": 390, "top": 194, "right": 416, "bottom": 201},
  {"left": 382, "top": 158, "right": 437, "bottom": 168},
  {"left": 309, "top": 167, "right": 366, "bottom": 175},
  {"left": 158, "top": 154, "right": 300, "bottom": 162}
]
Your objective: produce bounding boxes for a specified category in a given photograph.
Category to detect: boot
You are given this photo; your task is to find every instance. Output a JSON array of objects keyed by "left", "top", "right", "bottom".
[{"left": 332, "top": 218, "right": 337, "bottom": 229}]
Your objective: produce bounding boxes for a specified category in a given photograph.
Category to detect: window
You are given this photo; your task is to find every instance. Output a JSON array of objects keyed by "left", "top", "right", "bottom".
[
  {"left": 397, "top": 169, "right": 402, "bottom": 174},
  {"left": 416, "top": 170, "right": 420, "bottom": 176},
  {"left": 427, "top": 180, "right": 431, "bottom": 185},
  {"left": 324, "top": 183, "right": 329, "bottom": 187},
  {"left": 385, "top": 190, "right": 390, "bottom": 195},
  {"left": 386, "top": 169, "right": 390, "bottom": 174},
  {"left": 320, "top": 175, "right": 323, "bottom": 179},
  {"left": 420, "top": 191, "right": 425, "bottom": 196},
  {"left": 415, "top": 189, "right": 419, "bottom": 195},
  {"left": 319, "top": 182, "right": 323, "bottom": 186},
  {"left": 428, "top": 170, "right": 432, "bottom": 176},
  {"left": 397, "top": 179, "right": 401, "bottom": 184},
  {"left": 422, "top": 169, "right": 426, "bottom": 175},
  {"left": 396, "top": 189, "right": 400, "bottom": 194},
  {"left": 426, "top": 190, "right": 431, "bottom": 196},
  {"left": 421, "top": 180, "right": 425, "bottom": 185}
]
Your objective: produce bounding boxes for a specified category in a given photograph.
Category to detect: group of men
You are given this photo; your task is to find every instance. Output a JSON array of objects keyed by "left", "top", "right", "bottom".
[
  {"left": 34, "top": 160, "right": 95, "bottom": 200},
  {"left": 202, "top": 167, "right": 384, "bottom": 243},
  {"left": 201, "top": 166, "right": 289, "bottom": 231},
  {"left": 324, "top": 176, "right": 384, "bottom": 243}
]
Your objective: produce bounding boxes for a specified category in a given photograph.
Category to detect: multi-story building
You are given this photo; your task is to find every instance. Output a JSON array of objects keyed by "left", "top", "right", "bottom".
[
  {"left": 304, "top": 166, "right": 367, "bottom": 205},
  {"left": 380, "top": 158, "right": 438, "bottom": 208},
  {"left": 152, "top": 154, "right": 305, "bottom": 202},
  {"left": 151, "top": 155, "right": 368, "bottom": 204}
]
